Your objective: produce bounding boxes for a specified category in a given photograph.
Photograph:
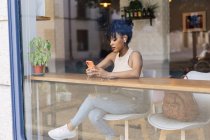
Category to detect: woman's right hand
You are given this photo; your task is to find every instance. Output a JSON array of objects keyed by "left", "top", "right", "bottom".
[{"left": 86, "top": 67, "right": 96, "bottom": 77}]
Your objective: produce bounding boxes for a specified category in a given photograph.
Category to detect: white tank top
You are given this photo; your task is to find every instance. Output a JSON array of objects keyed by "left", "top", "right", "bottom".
[
  {"left": 112, "top": 48, "right": 133, "bottom": 72},
  {"left": 112, "top": 48, "right": 143, "bottom": 77}
]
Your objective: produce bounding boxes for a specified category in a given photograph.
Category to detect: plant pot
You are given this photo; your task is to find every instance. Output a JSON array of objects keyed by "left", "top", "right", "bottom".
[{"left": 33, "top": 65, "right": 45, "bottom": 76}]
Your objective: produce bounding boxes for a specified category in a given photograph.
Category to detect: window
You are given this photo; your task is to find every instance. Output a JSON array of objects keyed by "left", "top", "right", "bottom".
[
  {"left": 77, "top": 30, "right": 88, "bottom": 51},
  {"left": 77, "top": 0, "right": 86, "bottom": 18}
]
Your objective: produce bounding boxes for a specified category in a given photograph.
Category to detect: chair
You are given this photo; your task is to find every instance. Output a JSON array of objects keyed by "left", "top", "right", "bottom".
[
  {"left": 148, "top": 71, "right": 210, "bottom": 140},
  {"left": 103, "top": 69, "right": 162, "bottom": 140}
]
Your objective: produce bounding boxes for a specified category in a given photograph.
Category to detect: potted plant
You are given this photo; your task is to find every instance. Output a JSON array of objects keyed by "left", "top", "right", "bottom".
[
  {"left": 144, "top": 1, "right": 158, "bottom": 18},
  {"left": 29, "top": 37, "right": 51, "bottom": 75}
]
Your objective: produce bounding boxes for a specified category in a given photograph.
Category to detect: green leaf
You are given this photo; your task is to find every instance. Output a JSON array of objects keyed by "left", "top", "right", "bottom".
[{"left": 29, "top": 37, "right": 51, "bottom": 66}]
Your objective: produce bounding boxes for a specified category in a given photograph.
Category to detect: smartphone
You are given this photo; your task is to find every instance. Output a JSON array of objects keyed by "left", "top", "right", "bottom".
[{"left": 86, "top": 60, "right": 95, "bottom": 69}]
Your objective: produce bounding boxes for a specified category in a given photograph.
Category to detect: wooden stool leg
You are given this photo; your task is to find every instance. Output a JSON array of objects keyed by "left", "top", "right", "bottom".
[
  {"left": 152, "top": 104, "right": 156, "bottom": 114},
  {"left": 151, "top": 104, "right": 158, "bottom": 132},
  {"left": 196, "top": 128, "right": 205, "bottom": 140},
  {"left": 140, "top": 119, "right": 150, "bottom": 140},
  {"left": 125, "top": 120, "right": 129, "bottom": 140},
  {"left": 181, "top": 130, "right": 186, "bottom": 140},
  {"left": 159, "top": 130, "right": 167, "bottom": 140}
]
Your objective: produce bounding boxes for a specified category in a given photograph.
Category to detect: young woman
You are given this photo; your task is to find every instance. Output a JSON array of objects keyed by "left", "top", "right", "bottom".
[{"left": 48, "top": 19, "right": 149, "bottom": 140}]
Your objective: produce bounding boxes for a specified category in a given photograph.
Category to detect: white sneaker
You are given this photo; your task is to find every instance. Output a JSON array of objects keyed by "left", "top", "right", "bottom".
[{"left": 48, "top": 124, "right": 77, "bottom": 140}]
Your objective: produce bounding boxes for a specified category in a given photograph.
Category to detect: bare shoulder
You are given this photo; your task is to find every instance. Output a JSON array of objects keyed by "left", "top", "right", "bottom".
[
  {"left": 106, "top": 52, "right": 118, "bottom": 61},
  {"left": 129, "top": 51, "right": 143, "bottom": 67},
  {"left": 128, "top": 50, "right": 143, "bottom": 70},
  {"left": 130, "top": 51, "right": 142, "bottom": 59}
]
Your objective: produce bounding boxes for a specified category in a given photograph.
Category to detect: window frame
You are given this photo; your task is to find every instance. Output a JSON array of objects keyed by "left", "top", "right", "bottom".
[{"left": 8, "top": 0, "right": 26, "bottom": 139}]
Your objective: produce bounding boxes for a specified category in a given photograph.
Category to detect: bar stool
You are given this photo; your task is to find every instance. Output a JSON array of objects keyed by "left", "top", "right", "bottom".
[{"left": 103, "top": 113, "right": 150, "bottom": 140}]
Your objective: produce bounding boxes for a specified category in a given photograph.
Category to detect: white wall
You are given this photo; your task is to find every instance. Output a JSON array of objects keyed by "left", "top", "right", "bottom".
[
  {"left": 0, "top": 0, "right": 13, "bottom": 139},
  {"left": 120, "top": 0, "right": 169, "bottom": 62},
  {"left": 121, "top": 0, "right": 170, "bottom": 76}
]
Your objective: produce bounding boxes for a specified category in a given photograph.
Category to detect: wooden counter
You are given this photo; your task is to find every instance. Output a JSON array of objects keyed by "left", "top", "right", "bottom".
[{"left": 29, "top": 73, "right": 210, "bottom": 94}]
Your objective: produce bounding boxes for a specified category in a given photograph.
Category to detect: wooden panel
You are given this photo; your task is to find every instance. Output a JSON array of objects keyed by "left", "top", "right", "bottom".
[{"left": 28, "top": 73, "right": 210, "bottom": 94}]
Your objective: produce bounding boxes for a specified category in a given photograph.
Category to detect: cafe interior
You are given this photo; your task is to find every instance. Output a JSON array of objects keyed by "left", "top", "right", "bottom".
[{"left": 23, "top": 0, "right": 210, "bottom": 140}]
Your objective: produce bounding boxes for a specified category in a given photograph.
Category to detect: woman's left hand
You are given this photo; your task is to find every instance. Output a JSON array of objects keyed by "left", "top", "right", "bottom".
[{"left": 94, "top": 68, "right": 110, "bottom": 79}]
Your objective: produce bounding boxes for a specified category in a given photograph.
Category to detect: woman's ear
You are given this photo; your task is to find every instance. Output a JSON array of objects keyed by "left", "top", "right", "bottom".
[{"left": 123, "top": 35, "right": 128, "bottom": 43}]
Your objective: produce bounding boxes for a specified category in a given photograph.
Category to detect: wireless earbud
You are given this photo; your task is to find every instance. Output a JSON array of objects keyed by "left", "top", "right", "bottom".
[{"left": 124, "top": 38, "right": 127, "bottom": 43}]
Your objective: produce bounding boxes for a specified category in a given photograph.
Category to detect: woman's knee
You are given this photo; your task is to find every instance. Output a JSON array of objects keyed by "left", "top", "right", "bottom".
[
  {"left": 83, "top": 94, "right": 97, "bottom": 104},
  {"left": 88, "top": 109, "right": 105, "bottom": 123}
]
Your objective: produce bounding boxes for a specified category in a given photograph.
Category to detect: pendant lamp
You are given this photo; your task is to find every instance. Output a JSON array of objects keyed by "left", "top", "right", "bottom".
[{"left": 100, "top": 0, "right": 111, "bottom": 8}]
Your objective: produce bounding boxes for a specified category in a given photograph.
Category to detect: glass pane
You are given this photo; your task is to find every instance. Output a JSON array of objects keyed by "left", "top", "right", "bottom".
[{"left": 20, "top": 0, "right": 210, "bottom": 140}]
